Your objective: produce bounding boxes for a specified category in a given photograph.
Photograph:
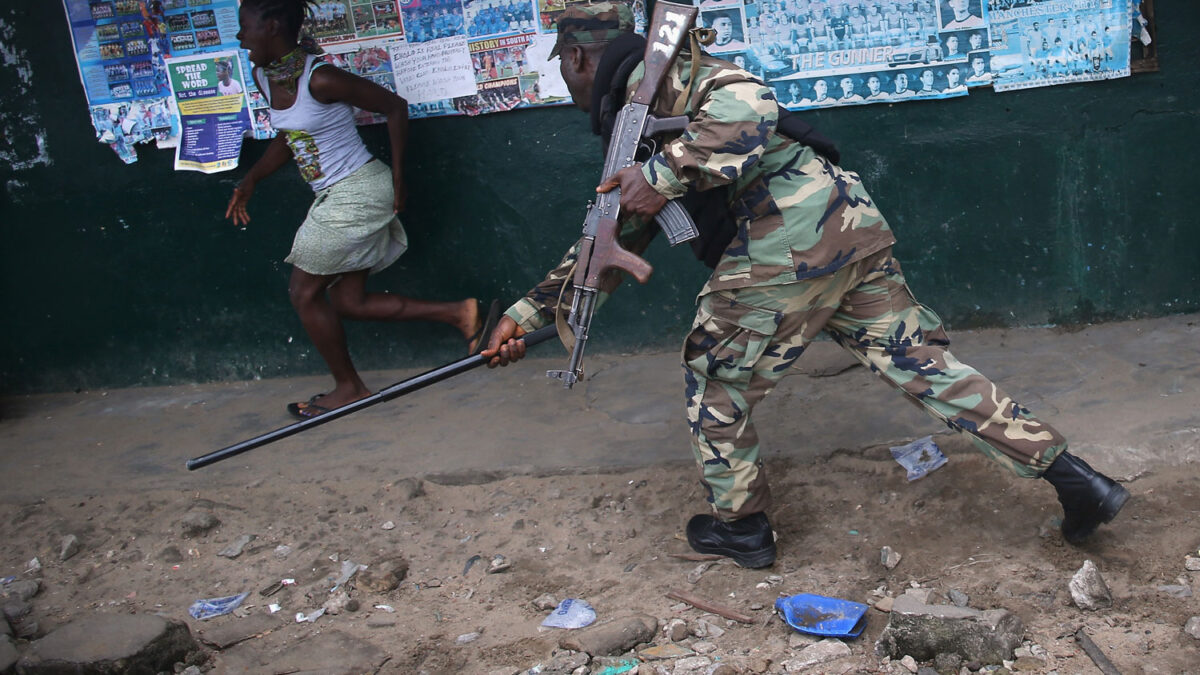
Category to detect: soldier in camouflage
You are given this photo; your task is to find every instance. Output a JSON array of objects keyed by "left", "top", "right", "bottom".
[{"left": 484, "top": 1, "right": 1128, "bottom": 568}]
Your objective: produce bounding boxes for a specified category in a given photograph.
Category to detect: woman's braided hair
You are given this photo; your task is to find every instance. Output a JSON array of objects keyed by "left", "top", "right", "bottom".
[{"left": 241, "top": 0, "right": 318, "bottom": 42}]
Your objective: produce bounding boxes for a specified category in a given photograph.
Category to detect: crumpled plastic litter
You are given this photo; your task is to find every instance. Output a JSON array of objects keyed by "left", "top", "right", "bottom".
[
  {"left": 330, "top": 560, "right": 366, "bottom": 592},
  {"left": 296, "top": 608, "right": 326, "bottom": 623},
  {"left": 889, "top": 436, "right": 947, "bottom": 481},
  {"left": 774, "top": 593, "right": 868, "bottom": 638},
  {"left": 540, "top": 598, "right": 596, "bottom": 629},
  {"left": 188, "top": 592, "right": 250, "bottom": 620}
]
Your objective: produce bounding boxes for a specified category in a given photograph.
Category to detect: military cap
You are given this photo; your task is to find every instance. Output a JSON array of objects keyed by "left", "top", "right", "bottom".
[{"left": 549, "top": 1, "right": 635, "bottom": 60}]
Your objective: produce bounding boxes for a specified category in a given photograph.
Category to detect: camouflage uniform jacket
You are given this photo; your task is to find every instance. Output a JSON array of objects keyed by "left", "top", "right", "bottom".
[{"left": 506, "top": 51, "right": 896, "bottom": 331}]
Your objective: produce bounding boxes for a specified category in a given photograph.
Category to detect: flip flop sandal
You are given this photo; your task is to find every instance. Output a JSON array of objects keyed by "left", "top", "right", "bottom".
[
  {"left": 286, "top": 393, "right": 332, "bottom": 420},
  {"left": 467, "top": 299, "right": 502, "bottom": 354}
]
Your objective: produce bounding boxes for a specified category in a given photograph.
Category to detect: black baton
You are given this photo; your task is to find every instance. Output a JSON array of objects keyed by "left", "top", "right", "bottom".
[{"left": 186, "top": 324, "right": 558, "bottom": 470}]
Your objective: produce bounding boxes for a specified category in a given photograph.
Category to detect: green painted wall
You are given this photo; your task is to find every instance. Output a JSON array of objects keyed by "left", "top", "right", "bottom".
[{"left": 1, "top": 3, "right": 1197, "bottom": 395}]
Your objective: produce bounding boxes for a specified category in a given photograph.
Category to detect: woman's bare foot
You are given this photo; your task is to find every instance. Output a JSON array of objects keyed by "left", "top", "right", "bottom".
[{"left": 302, "top": 385, "right": 371, "bottom": 415}]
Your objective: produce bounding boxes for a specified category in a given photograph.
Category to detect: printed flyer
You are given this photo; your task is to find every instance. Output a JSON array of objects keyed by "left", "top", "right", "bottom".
[{"left": 165, "top": 50, "right": 252, "bottom": 173}]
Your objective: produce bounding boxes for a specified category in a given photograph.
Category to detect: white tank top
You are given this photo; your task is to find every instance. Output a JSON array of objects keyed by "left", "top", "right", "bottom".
[{"left": 256, "top": 55, "right": 373, "bottom": 192}]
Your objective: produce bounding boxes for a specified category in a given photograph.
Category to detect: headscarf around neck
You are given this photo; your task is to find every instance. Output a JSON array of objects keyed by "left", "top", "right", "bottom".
[{"left": 261, "top": 31, "right": 323, "bottom": 96}]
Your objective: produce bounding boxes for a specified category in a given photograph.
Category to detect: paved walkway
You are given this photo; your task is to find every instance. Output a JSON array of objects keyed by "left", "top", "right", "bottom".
[{"left": 1, "top": 313, "right": 1197, "bottom": 501}]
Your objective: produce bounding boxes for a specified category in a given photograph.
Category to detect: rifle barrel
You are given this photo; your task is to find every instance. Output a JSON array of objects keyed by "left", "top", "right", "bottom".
[{"left": 186, "top": 324, "right": 558, "bottom": 471}]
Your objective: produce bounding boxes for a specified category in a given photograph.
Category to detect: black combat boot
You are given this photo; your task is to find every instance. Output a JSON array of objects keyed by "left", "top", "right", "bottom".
[
  {"left": 686, "top": 512, "right": 776, "bottom": 568},
  {"left": 1041, "top": 451, "right": 1130, "bottom": 544}
]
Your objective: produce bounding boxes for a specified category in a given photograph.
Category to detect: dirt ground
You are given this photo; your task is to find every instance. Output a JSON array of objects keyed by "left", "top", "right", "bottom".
[
  {"left": 2, "top": 315, "right": 1199, "bottom": 674},
  {"left": 2, "top": 433, "right": 1198, "bottom": 674}
]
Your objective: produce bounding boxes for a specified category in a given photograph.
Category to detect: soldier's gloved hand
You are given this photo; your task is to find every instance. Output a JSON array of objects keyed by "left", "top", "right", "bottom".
[
  {"left": 483, "top": 316, "right": 527, "bottom": 368},
  {"left": 598, "top": 165, "right": 667, "bottom": 219}
]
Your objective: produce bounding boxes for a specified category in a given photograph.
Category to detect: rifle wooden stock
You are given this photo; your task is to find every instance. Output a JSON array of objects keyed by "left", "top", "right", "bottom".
[
  {"left": 633, "top": 2, "right": 697, "bottom": 105},
  {"left": 186, "top": 324, "right": 558, "bottom": 470}
]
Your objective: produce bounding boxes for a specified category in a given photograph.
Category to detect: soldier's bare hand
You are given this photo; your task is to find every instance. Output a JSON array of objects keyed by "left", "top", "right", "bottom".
[
  {"left": 597, "top": 165, "right": 667, "bottom": 219},
  {"left": 483, "top": 316, "right": 527, "bottom": 368}
]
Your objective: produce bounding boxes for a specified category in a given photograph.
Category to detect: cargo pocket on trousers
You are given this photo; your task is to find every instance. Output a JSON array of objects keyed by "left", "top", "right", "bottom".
[{"left": 684, "top": 293, "right": 780, "bottom": 389}]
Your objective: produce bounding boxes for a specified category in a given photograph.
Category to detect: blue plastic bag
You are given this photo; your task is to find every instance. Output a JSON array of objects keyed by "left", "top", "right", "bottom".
[
  {"left": 540, "top": 598, "right": 596, "bottom": 629},
  {"left": 774, "top": 593, "right": 868, "bottom": 639},
  {"left": 889, "top": 436, "right": 948, "bottom": 481},
  {"left": 188, "top": 591, "right": 250, "bottom": 620}
]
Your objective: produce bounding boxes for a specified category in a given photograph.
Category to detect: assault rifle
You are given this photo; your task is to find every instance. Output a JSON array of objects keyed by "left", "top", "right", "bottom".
[{"left": 547, "top": 0, "right": 700, "bottom": 388}]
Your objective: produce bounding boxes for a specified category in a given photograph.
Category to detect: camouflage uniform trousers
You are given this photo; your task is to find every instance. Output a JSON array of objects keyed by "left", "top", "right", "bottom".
[{"left": 682, "top": 246, "right": 1068, "bottom": 520}]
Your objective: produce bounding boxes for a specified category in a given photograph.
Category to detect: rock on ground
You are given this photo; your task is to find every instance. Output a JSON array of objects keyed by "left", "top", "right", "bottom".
[
  {"left": 17, "top": 613, "right": 196, "bottom": 674},
  {"left": 875, "top": 595, "right": 1023, "bottom": 664}
]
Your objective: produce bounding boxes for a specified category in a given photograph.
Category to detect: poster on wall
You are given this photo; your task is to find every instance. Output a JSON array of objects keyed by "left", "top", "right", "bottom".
[
  {"left": 63, "top": 0, "right": 247, "bottom": 162},
  {"left": 65, "top": 0, "right": 1146, "bottom": 168},
  {"left": 165, "top": 50, "right": 252, "bottom": 172},
  {"left": 986, "top": 0, "right": 1131, "bottom": 92}
]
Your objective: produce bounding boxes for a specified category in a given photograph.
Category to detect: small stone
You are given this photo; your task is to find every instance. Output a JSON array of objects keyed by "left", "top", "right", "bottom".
[
  {"left": 639, "top": 643, "right": 694, "bottom": 660},
  {"left": 900, "top": 655, "right": 919, "bottom": 673},
  {"left": 217, "top": 534, "right": 255, "bottom": 559},
  {"left": 881, "top": 546, "right": 902, "bottom": 570},
  {"left": 381, "top": 521, "right": 396, "bottom": 530},
  {"left": 785, "top": 639, "right": 852, "bottom": 672},
  {"left": 948, "top": 589, "right": 969, "bottom": 607},
  {"left": 531, "top": 593, "right": 558, "bottom": 610},
  {"left": 874, "top": 596, "right": 895, "bottom": 612},
  {"left": 2, "top": 580, "right": 39, "bottom": 603},
  {"left": 902, "top": 587, "right": 935, "bottom": 604},
  {"left": 691, "top": 617, "right": 725, "bottom": 638},
  {"left": 1185, "top": 557, "right": 1200, "bottom": 572},
  {"left": 357, "top": 557, "right": 409, "bottom": 593},
  {"left": 673, "top": 656, "right": 713, "bottom": 672},
  {"left": 1184, "top": 616, "right": 1200, "bottom": 640},
  {"left": 273, "top": 545, "right": 292, "bottom": 559},
  {"left": 692, "top": 640, "right": 717, "bottom": 654},
  {"left": 323, "top": 591, "right": 351, "bottom": 615},
  {"left": 664, "top": 618, "right": 689, "bottom": 642},
  {"left": 787, "top": 632, "right": 819, "bottom": 649},
  {"left": 1069, "top": 560, "right": 1113, "bottom": 610},
  {"left": 456, "top": 631, "right": 481, "bottom": 644},
  {"left": 179, "top": 511, "right": 220, "bottom": 538},
  {"left": 60, "top": 535, "right": 81, "bottom": 562},
  {"left": 3, "top": 600, "right": 31, "bottom": 623},
  {"left": 487, "top": 555, "right": 511, "bottom": 573}
]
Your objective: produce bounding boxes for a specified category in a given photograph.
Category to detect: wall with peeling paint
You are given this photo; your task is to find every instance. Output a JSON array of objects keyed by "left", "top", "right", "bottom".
[{"left": 1, "top": 2, "right": 1197, "bottom": 394}]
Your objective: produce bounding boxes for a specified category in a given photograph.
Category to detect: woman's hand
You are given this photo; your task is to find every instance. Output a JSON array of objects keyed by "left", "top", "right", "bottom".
[{"left": 225, "top": 180, "right": 256, "bottom": 226}]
